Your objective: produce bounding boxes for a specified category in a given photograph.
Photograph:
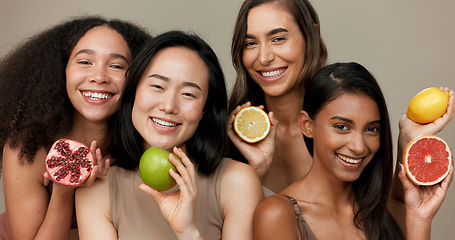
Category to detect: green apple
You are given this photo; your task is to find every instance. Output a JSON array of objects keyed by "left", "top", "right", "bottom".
[{"left": 139, "top": 146, "right": 181, "bottom": 191}]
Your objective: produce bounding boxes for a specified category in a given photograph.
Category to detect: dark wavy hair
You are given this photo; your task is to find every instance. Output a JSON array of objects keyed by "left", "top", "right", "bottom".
[
  {"left": 303, "top": 62, "right": 404, "bottom": 240},
  {"left": 112, "top": 30, "right": 228, "bottom": 175},
  {"left": 0, "top": 16, "right": 152, "bottom": 164},
  {"left": 228, "top": 0, "right": 327, "bottom": 113}
]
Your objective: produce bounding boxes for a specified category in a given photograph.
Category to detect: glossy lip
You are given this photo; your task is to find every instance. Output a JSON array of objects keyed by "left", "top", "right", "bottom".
[
  {"left": 150, "top": 117, "right": 181, "bottom": 133},
  {"left": 80, "top": 90, "right": 114, "bottom": 105},
  {"left": 255, "top": 67, "right": 288, "bottom": 83}
]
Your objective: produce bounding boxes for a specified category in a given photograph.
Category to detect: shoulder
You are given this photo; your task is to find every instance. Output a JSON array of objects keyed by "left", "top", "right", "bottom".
[
  {"left": 255, "top": 195, "right": 295, "bottom": 221},
  {"left": 254, "top": 195, "right": 300, "bottom": 239},
  {"left": 219, "top": 158, "right": 264, "bottom": 210}
]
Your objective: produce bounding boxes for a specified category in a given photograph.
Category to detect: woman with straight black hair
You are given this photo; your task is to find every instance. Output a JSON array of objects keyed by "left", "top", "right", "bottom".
[
  {"left": 76, "top": 30, "right": 263, "bottom": 240},
  {"left": 253, "top": 62, "right": 452, "bottom": 240}
]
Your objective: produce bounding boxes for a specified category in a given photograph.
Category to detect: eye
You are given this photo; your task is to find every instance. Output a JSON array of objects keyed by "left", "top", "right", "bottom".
[
  {"left": 150, "top": 84, "right": 164, "bottom": 90},
  {"left": 334, "top": 124, "right": 349, "bottom": 131},
  {"left": 366, "top": 126, "right": 380, "bottom": 134},
  {"left": 182, "top": 92, "right": 196, "bottom": 98},
  {"left": 110, "top": 64, "right": 126, "bottom": 70},
  {"left": 77, "top": 60, "right": 92, "bottom": 65},
  {"left": 244, "top": 40, "right": 257, "bottom": 48},
  {"left": 271, "top": 37, "right": 286, "bottom": 43}
]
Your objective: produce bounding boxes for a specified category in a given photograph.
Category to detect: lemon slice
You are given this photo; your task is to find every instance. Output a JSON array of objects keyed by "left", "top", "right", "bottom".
[{"left": 234, "top": 106, "right": 270, "bottom": 143}]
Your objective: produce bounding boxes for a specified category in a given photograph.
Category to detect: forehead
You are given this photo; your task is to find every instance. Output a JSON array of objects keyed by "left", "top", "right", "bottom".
[
  {"left": 247, "top": 3, "right": 296, "bottom": 31},
  {"left": 143, "top": 47, "right": 209, "bottom": 86},
  {"left": 317, "top": 93, "right": 380, "bottom": 121}
]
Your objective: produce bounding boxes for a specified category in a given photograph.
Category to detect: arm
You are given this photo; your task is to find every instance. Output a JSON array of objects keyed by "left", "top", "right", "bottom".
[
  {"left": 391, "top": 89, "right": 455, "bottom": 203},
  {"left": 75, "top": 175, "right": 116, "bottom": 239},
  {"left": 2, "top": 143, "right": 75, "bottom": 240},
  {"left": 397, "top": 163, "right": 453, "bottom": 240},
  {"left": 253, "top": 195, "right": 300, "bottom": 240},
  {"left": 219, "top": 160, "right": 264, "bottom": 240},
  {"left": 227, "top": 102, "right": 278, "bottom": 181}
]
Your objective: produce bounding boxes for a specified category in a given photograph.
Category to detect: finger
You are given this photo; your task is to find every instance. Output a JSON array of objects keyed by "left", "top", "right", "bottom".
[
  {"left": 171, "top": 148, "right": 196, "bottom": 187},
  {"left": 440, "top": 164, "right": 454, "bottom": 191},
  {"left": 95, "top": 148, "right": 104, "bottom": 169},
  {"left": 98, "top": 159, "right": 110, "bottom": 176},
  {"left": 398, "top": 163, "right": 415, "bottom": 191},
  {"left": 90, "top": 141, "right": 98, "bottom": 165},
  {"left": 83, "top": 165, "right": 99, "bottom": 187},
  {"left": 139, "top": 183, "right": 165, "bottom": 202},
  {"left": 43, "top": 172, "right": 50, "bottom": 187}
]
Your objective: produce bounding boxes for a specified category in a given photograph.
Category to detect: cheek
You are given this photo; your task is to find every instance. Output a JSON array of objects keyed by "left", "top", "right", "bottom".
[{"left": 242, "top": 50, "right": 256, "bottom": 69}]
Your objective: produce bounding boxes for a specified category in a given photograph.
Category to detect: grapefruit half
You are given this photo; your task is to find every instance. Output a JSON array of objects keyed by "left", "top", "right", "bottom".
[
  {"left": 234, "top": 106, "right": 270, "bottom": 143},
  {"left": 403, "top": 135, "right": 452, "bottom": 186}
]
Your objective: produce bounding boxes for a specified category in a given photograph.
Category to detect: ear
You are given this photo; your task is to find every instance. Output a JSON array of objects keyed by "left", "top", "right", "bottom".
[{"left": 298, "top": 110, "right": 313, "bottom": 138}]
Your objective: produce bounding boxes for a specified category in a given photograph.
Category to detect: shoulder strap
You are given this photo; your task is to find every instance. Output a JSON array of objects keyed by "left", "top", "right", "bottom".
[{"left": 282, "top": 195, "right": 305, "bottom": 239}]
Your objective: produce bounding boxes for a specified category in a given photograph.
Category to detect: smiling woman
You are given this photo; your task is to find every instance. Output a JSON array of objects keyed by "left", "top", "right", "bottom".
[
  {"left": 75, "top": 30, "right": 264, "bottom": 240},
  {"left": 0, "top": 16, "right": 151, "bottom": 239}
]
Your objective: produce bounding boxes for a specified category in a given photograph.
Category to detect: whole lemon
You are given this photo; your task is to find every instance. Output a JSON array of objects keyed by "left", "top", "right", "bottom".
[
  {"left": 407, "top": 87, "right": 449, "bottom": 124},
  {"left": 139, "top": 146, "right": 181, "bottom": 191}
]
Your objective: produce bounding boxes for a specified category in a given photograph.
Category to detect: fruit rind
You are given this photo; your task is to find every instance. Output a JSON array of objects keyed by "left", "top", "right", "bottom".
[
  {"left": 233, "top": 106, "right": 271, "bottom": 143},
  {"left": 407, "top": 87, "right": 449, "bottom": 124},
  {"left": 403, "top": 135, "right": 452, "bottom": 186}
]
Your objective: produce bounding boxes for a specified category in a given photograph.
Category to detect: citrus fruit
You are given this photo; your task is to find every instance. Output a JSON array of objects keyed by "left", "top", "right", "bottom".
[
  {"left": 234, "top": 106, "right": 270, "bottom": 143},
  {"left": 407, "top": 87, "right": 449, "bottom": 124},
  {"left": 139, "top": 146, "right": 181, "bottom": 191},
  {"left": 403, "top": 135, "right": 452, "bottom": 186}
]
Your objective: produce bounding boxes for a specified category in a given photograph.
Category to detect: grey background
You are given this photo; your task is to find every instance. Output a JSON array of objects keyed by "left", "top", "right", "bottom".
[{"left": 1, "top": 0, "right": 454, "bottom": 238}]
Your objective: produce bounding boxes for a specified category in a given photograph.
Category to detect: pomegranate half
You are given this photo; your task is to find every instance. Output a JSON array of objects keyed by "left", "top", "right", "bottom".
[{"left": 45, "top": 139, "right": 94, "bottom": 186}]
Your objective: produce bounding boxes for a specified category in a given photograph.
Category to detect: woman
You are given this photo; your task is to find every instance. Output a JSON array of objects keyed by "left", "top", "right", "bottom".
[
  {"left": 75, "top": 31, "right": 263, "bottom": 239},
  {"left": 253, "top": 62, "right": 453, "bottom": 239},
  {"left": 0, "top": 16, "right": 151, "bottom": 239},
  {"left": 227, "top": 0, "right": 455, "bottom": 197}
]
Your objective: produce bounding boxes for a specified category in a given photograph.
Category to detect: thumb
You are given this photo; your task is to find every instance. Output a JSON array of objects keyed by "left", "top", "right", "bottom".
[{"left": 139, "top": 183, "right": 164, "bottom": 202}]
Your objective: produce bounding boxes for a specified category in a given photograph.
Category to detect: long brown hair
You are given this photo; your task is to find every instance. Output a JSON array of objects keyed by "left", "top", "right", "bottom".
[{"left": 228, "top": 0, "right": 327, "bottom": 113}]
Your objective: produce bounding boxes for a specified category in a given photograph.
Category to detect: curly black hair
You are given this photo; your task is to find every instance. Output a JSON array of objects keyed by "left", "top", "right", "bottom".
[{"left": 0, "top": 16, "right": 152, "bottom": 164}]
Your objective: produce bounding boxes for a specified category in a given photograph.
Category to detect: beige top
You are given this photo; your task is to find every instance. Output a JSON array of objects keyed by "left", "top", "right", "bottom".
[{"left": 110, "top": 159, "right": 227, "bottom": 240}]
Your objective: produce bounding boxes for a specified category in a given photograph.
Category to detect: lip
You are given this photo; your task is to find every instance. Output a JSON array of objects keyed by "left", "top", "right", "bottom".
[
  {"left": 150, "top": 117, "right": 180, "bottom": 132},
  {"left": 336, "top": 153, "right": 365, "bottom": 166},
  {"left": 80, "top": 90, "right": 115, "bottom": 104},
  {"left": 256, "top": 67, "right": 287, "bottom": 83}
]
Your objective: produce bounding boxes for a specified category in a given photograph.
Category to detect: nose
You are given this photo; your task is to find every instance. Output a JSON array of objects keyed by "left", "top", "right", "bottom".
[
  {"left": 258, "top": 44, "right": 274, "bottom": 65},
  {"left": 346, "top": 132, "right": 366, "bottom": 155},
  {"left": 159, "top": 91, "right": 178, "bottom": 114},
  {"left": 89, "top": 65, "right": 110, "bottom": 84}
]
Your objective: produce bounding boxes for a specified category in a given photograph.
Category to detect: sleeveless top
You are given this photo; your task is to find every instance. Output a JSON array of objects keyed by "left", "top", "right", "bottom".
[
  {"left": 110, "top": 158, "right": 227, "bottom": 240},
  {"left": 282, "top": 195, "right": 318, "bottom": 240}
]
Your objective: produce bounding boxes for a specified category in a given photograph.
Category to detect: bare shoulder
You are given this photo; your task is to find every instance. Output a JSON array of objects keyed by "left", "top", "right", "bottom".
[
  {"left": 219, "top": 159, "right": 263, "bottom": 211},
  {"left": 254, "top": 195, "right": 299, "bottom": 239}
]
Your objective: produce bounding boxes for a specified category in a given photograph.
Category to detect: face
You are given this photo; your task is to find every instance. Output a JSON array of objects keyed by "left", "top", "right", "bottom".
[
  {"left": 132, "top": 47, "right": 209, "bottom": 152},
  {"left": 242, "top": 2, "right": 306, "bottom": 98},
  {"left": 300, "top": 93, "right": 381, "bottom": 182},
  {"left": 66, "top": 26, "right": 132, "bottom": 123}
]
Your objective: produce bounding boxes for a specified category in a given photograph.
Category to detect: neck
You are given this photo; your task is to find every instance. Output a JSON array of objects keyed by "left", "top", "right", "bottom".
[
  {"left": 264, "top": 91, "right": 302, "bottom": 126},
  {"left": 66, "top": 112, "right": 111, "bottom": 154}
]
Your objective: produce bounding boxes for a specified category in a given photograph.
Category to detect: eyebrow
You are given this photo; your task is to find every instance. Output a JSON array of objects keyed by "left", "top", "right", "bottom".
[
  {"left": 245, "top": 27, "right": 288, "bottom": 39},
  {"left": 74, "top": 49, "right": 129, "bottom": 63},
  {"left": 330, "top": 116, "right": 381, "bottom": 125},
  {"left": 149, "top": 73, "right": 202, "bottom": 91}
]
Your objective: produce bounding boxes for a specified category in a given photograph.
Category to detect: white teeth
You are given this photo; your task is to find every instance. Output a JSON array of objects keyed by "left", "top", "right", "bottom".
[
  {"left": 338, "top": 154, "right": 362, "bottom": 164},
  {"left": 82, "top": 91, "right": 112, "bottom": 100},
  {"left": 261, "top": 69, "right": 286, "bottom": 78},
  {"left": 152, "top": 118, "right": 178, "bottom": 127}
]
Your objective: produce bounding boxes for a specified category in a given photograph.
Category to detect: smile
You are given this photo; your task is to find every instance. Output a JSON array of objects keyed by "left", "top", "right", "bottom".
[
  {"left": 82, "top": 91, "right": 113, "bottom": 100},
  {"left": 337, "top": 154, "right": 363, "bottom": 164},
  {"left": 260, "top": 68, "right": 286, "bottom": 78},
  {"left": 152, "top": 118, "right": 179, "bottom": 128}
]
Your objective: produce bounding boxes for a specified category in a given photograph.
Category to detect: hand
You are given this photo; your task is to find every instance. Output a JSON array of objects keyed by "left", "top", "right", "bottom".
[
  {"left": 139, "top": 147, "right": 201, "bottom": 239},
  {"left": 399, "top": 162, "right": 453, "bottom": 223},
  {"left": 227, "top": 102, "right": 278, "bottom": 181},
  {"left": 81, "top": 140, "right": 110, "bottom": 187},
  {"left": 399, "top": 88, "right": 454, "bottom": 146}
]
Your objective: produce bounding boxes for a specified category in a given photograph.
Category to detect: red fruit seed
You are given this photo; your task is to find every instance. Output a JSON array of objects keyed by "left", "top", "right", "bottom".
[{"left": 45, "top": 139, "right": 94, "bottom": 186}]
